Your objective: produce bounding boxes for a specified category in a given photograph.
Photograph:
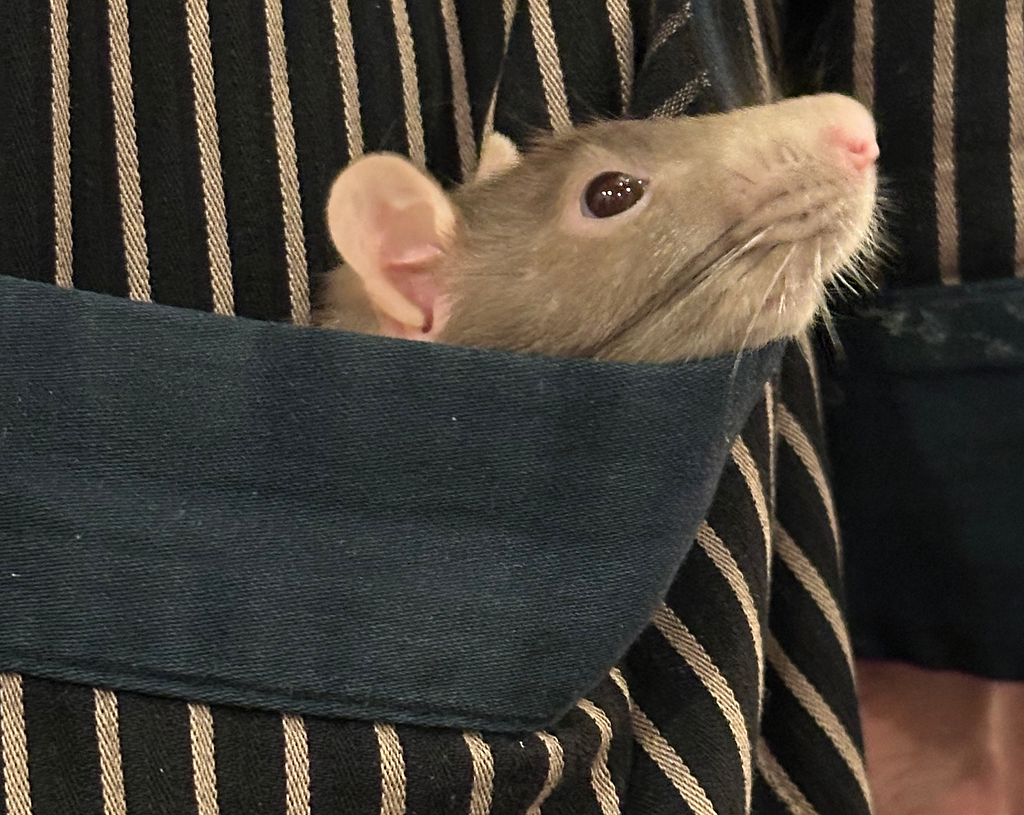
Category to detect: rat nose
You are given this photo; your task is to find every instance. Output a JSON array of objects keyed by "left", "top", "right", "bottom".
[{"left": 825, "top": 123, "right": 879, "bottom": 174}]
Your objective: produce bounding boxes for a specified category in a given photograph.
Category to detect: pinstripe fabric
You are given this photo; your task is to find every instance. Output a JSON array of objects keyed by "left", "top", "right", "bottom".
[
  {"left": 184, "top": 0, "right": 234, "bottom": 316},
  {"left": 106, "top": 0, "right": 151, "bottom": 302},
  {"left": 933, "top": 0, "right": 959, "bottom": 284},
  {"left": 1010, "top": 0, "right": 1024, "bottom": 274},
  {"left": 0, "top": 1, "right": 870, "bottom": 812},
  {"left": 50, "top": 0, "right": 73, "bottom": 289},
  {"left": 576, "top": 700, "right": 619, "bottom": 815},
  {"left": 188, "top": 704, "right": 219, "bottom": 815},
  {"left": 283, "top": 714, "right": 312, "bottom": 815},
  {"left": 527, "top": 732, "right": 564, "bottom": 814},
  {"left": 264, "top": 0, "right": 310, "bottom": 324},
  {"left": 839, "top": 0, "right": 1024, "bottom": 285},
  {"left": 94, "top": 690, "right": 127, "bottom": 815},
  {"left": 330, "top": 0, "right": 363, "bottom": 161},
  {"left": 463, "top": 732, "right": 495, "bottom": 815},
  {"left": 758, "top": 346, "right": 870, "bottom": 815},
  {"left": 440, "top": 0, "right": 476, "bottom": 180},
  {"left": 525, "top": 0, "right": 572, "bottom": 134},
  {"left": 755, "top": 738, "right": 819, "bottom": 815},
  {"left": 1, "top": 674, "right": 31, "bottom": 815}
]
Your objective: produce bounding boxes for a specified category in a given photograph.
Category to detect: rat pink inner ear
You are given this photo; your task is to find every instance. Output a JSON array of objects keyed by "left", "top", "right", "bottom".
[{"left": 326, "top": 154, "right": 455, "bottom": 339}]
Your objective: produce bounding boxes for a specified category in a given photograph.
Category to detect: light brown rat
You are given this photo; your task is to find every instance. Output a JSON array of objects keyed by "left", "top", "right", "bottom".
[{"left": 316, "top": 93, "right": 879, "bottom": 363}]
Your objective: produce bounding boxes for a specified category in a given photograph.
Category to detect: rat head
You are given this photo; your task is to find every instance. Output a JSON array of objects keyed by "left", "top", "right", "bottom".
[{"left": 322, "top": 93, "right": 879, "bottom": 362}]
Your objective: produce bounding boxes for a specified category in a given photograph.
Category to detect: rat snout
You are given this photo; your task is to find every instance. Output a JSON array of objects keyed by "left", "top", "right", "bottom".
[
  {"left": 817, "top": 96, "right": 879, "bottom": 175},
  {"left": 824, "top": 124, "right": 879, "bottom": 173}
]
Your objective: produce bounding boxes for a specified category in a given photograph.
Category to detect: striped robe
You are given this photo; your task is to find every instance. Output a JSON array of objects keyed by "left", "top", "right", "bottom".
[{"left": 5, "top": 0, "right": 1017, "bottom": 811}]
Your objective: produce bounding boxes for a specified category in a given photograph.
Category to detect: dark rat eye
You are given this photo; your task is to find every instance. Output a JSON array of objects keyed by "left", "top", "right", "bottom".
[{"left": 582, "top": 172, "right": 647, "bottom": 218}]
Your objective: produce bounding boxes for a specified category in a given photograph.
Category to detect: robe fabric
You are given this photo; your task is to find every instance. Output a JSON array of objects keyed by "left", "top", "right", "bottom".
[{"left": 0, "top": 0, "right": 1018, "bottom": 812}]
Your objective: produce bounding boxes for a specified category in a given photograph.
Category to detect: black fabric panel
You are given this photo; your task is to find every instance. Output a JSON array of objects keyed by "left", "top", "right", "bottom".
[
  {"left": 548, "top": 0, "right": 624, "bottom": 122},
  {"left": 487, "top": 733, "right": 551, "bottom": 815},
  {"left": 779, "top": 0, "right": 854, "bottom": 97},
  {"left": 828, "top": 280, "right": 1024, "bottom": 680},
  {"left": 452, "top": 0, "right": 508, "bottom": 142},
  {"left": 349, "top": 1, "right": 407, "bottom": 156},
  {"left": 872, "top": 0, "right": 938, "bottom": 287},
  {"left": 280, "top": 0, "right": 351, "bottom": 313},
  {"left": 404, "top": 0, "right": 462, "bottom": 187},
  {"left": 631, "top": 0, "right": 712, "bottom": 118},
  {"left": 210, "top": 706, "right": 286, "bottom": 815},
  {"left": 751, "top": 773, "right": 789, "bottom": 815},
  {"left": 761, "top": 667, "right": 865, "bottom": 814},
  {"left": 702, "top": 467, "right": 771, "bottom": 614},
  {"left": 586, "top": 677, "right": 633, "bottom": 804},
  {"left": 826, "top": 278, "right": 1024, "bottom": 373},
  {"left": 768, "top": 562, "right": 858, "bottom": 727},
  {"left": 621, "top": 748, "right": 692, "bottom": 815},
  {"left": 781, "top": 337, "right": 828, "bottom": 454},
  {"left": 493, "top": 6, "right": 553, "bottom": 142},
  {"left": 207, "top": 0, "right": 289, "bottom": 322},
  {"left": 306, "top": 718, "right": 381, "bottom": 815},
  {"left": 687, "top": 0, "right": 764, "bottom": 110},
  {"left": 128, "top": 1, "right": 214, "bottom": 313},
  {"left": 119, "top": 694, "right": 197, "bottom": 815},
  {"left": 537, "top": 707, "right": 602, "bottom": 815},
  {"left": 955, "top": 0, "right": 1015, "bottom": 282},
  {"left": 0, "top": 0, "right": 54, "bottom": 283},
  {"left": 626, "top": 629, "right": 745, "bottom": 815},
  {"left": 774, "top": 440, "right": 842, "bottom": 601},
  {"left": 22, "top": 677, "right": 104, "bottom": 815},
  {"left": 68, "top": 0, "right": 127, "bottom": 297},
  {"left": 400, "top": 726, "right": 473, "bottom": 815}
]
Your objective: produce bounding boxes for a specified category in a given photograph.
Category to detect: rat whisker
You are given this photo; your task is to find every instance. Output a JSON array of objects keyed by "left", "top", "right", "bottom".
[
  {"left": 725, "top": 242, "right": 798, "bottom": 400},
  {"left": 728, "top": 169, "right": 758, "bottom": 186},
  {"left": 818, "top": 307, "right": 844, "bottom": 357}
]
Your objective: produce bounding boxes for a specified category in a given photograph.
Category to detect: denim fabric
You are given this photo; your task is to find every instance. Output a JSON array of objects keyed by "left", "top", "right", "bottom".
[
  {"left": 0, "top": 275, "right": 784, "bottom": 731},
  {"left": 827, "top": 278, "right": 1024, "bottom": 679}
]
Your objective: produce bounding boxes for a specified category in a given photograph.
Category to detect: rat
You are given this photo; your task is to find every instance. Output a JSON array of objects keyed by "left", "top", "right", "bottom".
[{"left": 315, "top": 92, "right": 879, "bottom": 363}]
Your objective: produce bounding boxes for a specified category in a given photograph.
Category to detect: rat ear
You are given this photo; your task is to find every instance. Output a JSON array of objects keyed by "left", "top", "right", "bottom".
[
  {"left": 326, "top": 154, "right": 455, "bottom": 339},
  {"left": 475, "top": 132, "right": 521, "bottom": 181}
]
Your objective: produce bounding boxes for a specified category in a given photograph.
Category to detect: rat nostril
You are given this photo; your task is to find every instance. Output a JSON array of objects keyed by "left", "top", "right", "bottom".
[
  {"left": 845, "top": 137, "right": 880, "bottom": 170},
  {"left": 823, "top": 124, "right": 879, "bottom": 173}
]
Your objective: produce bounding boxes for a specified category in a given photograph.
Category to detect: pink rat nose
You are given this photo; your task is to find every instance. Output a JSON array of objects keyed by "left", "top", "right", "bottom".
[{"left": 824, "top": 122, "right": 880, "bottom": 174}]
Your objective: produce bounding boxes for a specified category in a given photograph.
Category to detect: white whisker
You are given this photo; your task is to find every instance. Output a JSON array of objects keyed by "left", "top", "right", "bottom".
[{"left": 727, "top": 241, "right": 798, "bottom": 389}]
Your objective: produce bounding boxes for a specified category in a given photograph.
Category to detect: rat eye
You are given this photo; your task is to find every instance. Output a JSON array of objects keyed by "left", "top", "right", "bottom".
[{"left": 581, "top": 172, "right": 647, "bottom": 218}]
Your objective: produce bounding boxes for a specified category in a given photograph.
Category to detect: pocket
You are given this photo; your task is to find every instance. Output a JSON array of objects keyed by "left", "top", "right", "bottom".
[
  {"left": 826, "top": 278, "right": 1024, "bottom": 679},
  {"left": 0, "top": 274, "right": 783, "bottom": 731}
]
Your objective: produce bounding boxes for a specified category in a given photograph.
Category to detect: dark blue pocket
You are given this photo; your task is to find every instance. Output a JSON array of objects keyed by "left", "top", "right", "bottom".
[
  {"left": 827, "top": 278, "right": 1024, "bottom": 679},
  {"left": 0, "top": 275, "right": 783, "bottom": 731}
]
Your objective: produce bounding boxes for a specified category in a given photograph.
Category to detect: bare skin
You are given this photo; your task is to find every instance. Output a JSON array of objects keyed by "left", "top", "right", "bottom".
[{"left": 859, "top": 660, "right": 1024, "bottom": 815}]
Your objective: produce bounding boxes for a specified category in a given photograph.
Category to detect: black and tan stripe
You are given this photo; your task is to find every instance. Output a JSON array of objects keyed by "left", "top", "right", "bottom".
[
  {"left": 1, "top": 674, "right": 31, "bottom": 815},
  {"left": 283, "top": 714, "right": 312, "bottom": 815},
  {"left": 50, "top": 0, "right": 73, "bottom": 289},
  {"left": 93, "top": 689, "right": 127, "bottom": 815},
  {"left": 188, "top": 703, "right": 219, "bottom": 815},
  {"left": 184, "top": 0, "right": 234, "bottom": 316},
  {"left": 757, "top": 345, "right": 871, "bottom": 815},
  {"left": 1009, "top": 0, "right": 1024, "bottom": 274},
  {"left": 850, "top": 0, "right": 1024, "bottom": 283}
]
